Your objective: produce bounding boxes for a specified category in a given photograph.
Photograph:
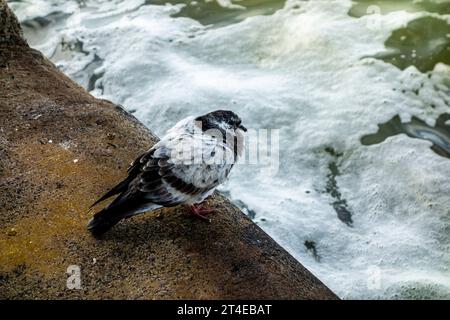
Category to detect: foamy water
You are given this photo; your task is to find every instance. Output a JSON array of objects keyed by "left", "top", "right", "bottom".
[{"left": 9, "top": 0, "right": 450, "bottom": 299}]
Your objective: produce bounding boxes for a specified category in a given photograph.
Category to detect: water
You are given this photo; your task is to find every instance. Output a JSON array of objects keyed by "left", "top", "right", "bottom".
[
  {"left": 361, "top": 113, "right": 450, "bottom": 158},
  {"left": 8, "top": 0, "right": 450, "bottom": 299}
]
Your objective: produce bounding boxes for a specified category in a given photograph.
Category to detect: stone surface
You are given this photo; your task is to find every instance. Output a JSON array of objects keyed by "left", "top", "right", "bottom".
[{"left": 0, "top": 0, "right": 338, "bottom": 299}]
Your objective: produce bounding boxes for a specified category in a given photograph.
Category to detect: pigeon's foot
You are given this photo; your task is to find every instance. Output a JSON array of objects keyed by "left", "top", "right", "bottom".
[{"left": 187, "top": 204, "right": 214, "bottom": 222}]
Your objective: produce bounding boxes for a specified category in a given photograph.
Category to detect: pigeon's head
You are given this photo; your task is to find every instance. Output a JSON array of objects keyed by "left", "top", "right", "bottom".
[{"left": 195, "top": 110, "right": 247, "bottom": 133}]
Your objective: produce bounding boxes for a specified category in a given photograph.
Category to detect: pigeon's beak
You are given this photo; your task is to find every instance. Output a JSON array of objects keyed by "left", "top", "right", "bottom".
[{"left": 238, "top": 124, "right": 247, "bottom": 132}]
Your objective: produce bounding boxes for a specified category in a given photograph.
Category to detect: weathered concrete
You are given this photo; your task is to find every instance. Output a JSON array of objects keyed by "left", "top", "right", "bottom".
[{"left": 0, "top": 0, "right": 338, "bottom": 299}]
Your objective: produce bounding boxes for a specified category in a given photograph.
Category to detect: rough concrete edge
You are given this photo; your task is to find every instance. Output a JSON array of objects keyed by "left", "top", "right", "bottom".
[{"left": 0, "top": 0, "right": 27, "bottom": 46}]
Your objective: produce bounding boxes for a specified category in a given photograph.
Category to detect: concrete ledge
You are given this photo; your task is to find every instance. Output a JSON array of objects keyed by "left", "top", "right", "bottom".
[{"left": 0, "top": 0, "right": 338, "bottom": 299}]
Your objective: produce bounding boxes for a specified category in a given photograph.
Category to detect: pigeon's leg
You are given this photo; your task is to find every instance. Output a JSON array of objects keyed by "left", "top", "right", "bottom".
[{"left": 187, "top": 204, "right": 214, "bottom": 222}]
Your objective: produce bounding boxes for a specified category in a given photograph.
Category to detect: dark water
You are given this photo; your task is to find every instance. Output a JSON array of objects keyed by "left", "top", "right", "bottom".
[
  {"left": 324, "top": 147, "right": 353, "bottom": 227},
  {"left": 361, "top": 114, "right": 450, "bottom": 158}
]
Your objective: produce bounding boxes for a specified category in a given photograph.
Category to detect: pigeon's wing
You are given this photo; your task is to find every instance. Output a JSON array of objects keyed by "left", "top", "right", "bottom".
[{"left": 134, "top": 146, "right": 192, "bottom": 207}]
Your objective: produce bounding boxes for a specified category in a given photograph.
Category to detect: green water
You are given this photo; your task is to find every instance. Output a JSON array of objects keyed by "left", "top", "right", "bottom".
[
  {"left": 349, "top": 0, "right": 450, "bottom": 17},
  {"left": 145, "top": 0, "right": 285, "bottom": 27},
  {"left": 373, "top": 16, "right": 450, "bottom": 72},
  {"left": 350, "top": 1, "right": 450, "bottom": 73}
]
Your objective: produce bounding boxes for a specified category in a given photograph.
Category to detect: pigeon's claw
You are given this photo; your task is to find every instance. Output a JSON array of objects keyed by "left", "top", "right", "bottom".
[{"left": 188, "top": 204, "right": 214, "bottom": 222}]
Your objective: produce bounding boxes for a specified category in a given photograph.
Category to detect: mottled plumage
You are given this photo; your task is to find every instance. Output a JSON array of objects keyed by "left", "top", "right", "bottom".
[{"left": 88, "top": 110, "right": 246, "bottom": 235}]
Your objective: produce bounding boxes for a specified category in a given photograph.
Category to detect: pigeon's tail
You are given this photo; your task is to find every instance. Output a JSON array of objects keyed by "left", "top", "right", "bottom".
[
  {"left": 88, "top": 195, "right": 136, "bottom": 236},
  {"left": 88, "top": 197, "right": 161, "bottom": 236},
  {"left": 87, "top": 207, "right": 125, "bottom": 236}
]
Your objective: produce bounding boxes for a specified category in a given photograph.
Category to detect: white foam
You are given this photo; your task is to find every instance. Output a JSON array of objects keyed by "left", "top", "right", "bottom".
[{"left": 12, "top": 0, "right": 450, "bottom": 298}]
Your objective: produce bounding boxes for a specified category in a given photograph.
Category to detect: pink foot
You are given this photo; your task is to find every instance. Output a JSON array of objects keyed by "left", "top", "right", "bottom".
[{"left": 187, "top": 204, "right": 215, "bottom": 222}]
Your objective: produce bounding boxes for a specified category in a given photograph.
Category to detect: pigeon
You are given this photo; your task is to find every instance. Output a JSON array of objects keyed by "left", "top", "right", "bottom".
[{"left": 87, "top": 110, "right": 247, "bottom": 235}]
